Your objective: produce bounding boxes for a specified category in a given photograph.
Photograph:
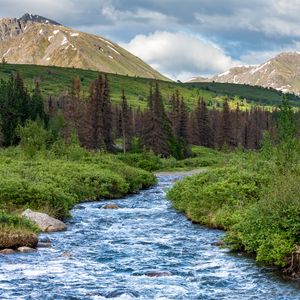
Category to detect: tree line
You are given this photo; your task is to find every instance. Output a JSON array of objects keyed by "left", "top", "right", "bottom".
[{"left": 0, "top": 72, "right": 283, "bottom": 158}]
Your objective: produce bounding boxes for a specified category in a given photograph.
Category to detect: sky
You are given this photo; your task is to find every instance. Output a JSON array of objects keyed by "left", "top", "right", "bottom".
[{"left": 1, "top": 0, "right": 300, "bottom": 81}]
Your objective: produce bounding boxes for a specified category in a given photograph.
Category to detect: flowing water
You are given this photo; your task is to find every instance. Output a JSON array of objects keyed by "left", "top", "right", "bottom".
[{"left": 1, "top": 174, "right": 300, "bottom": 299}]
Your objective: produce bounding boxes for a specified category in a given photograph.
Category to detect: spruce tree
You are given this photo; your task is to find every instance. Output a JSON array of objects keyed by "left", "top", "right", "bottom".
[
  {"left": 220, "top": 98, "right": 234, "bottom": 148},
  {"left": 88, "top": 75, "right": 104, "bottom": 149},
  {"left": 196, "top": 98, "right": 210, "bottom": 147},
  {"left": 142, "top": 81, "right": 171, "bottom": 157},
  {"left": 120, "top": 89, "right": 132, "bottom": 153},
  {"left": 0, "top": 73, "right": 47, "bottom": 146},
  {"left": 102, "top": 75, "right": 114, "bottom": 151}
]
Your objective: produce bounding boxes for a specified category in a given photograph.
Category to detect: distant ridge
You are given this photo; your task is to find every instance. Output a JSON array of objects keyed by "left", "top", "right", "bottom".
[{"left": 189, "top": 52, "right": 300, "bottom": 95}]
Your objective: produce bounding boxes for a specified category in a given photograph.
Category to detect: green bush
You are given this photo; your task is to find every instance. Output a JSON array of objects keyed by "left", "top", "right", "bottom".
[
  {"left": 168, "top": 165, "right": 269, "bottom": 229},
  {"left": 227, "top": 172, "right": 300, "bottom": 266},
  {"left": 16, "top": 120, "right": 51, "bottom": 157},
  {"left": 117, "top": 151, "right": 161, "bottom": 171}
]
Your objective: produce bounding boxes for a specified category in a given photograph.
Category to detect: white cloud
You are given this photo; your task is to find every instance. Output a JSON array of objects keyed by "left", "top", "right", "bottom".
[
  {"left": 101, "top": 1, "right": 177, "bottom": 26},
  {"left": 194, "top": 1, "right": 300, "bottom": 38},
  {"left": 122, "top": 31, "right": 238, "bottom": 81}
]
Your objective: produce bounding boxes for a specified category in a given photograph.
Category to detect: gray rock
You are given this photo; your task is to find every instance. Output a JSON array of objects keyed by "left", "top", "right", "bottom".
[
  {"left": 22, "top": 209, "right": 67, "bottom": 232},
  {"left": 17, "top": 246, "right": 36, "bottom": 253},
  {"left": 0, "top": 249, "right": 16, "bottom": 254}
]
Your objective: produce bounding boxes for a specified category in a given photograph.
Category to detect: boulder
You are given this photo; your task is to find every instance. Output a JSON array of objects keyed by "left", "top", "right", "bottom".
[
  {"left": 0, "top": 249, "right": 16, "bottom": 254},
  {"left": 102, "top": 204, "right": 119, "bottom": 210},
  {"left": 0, "top": 231, "right": 38, "bottom": 249},
  {"left": 22, "top": 209, "right": 67, "bottom": 232},
  {"left": 17, "top": 246, "right": 37, "bottom": 253}
]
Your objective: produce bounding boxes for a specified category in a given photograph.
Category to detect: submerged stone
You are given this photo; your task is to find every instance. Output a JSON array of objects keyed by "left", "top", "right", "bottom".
[
  {"left": 145, "top": 271, "right": 172, "bottom": 277},
  {"left": 102, "top": 204, "right": 119, "bottom": 209},
  {"left": 106, "top": 289, "right": 139, "bottom": 298}
]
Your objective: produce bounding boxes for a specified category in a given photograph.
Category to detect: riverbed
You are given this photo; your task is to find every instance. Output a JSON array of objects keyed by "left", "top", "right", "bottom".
[{"left": 0, "top": 174, "right": 300, "bottom": 299}]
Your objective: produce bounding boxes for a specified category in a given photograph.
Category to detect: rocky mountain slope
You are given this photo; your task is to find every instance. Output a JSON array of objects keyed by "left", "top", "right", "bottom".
[
  {"left": 190, "top": 52, "right": 300, "bottom": 95},
  {"left": 0, "top": 14, "right": 168, "bottom": 80}
]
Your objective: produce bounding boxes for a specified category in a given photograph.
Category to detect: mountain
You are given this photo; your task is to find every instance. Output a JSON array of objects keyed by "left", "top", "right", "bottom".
[
  {"left": 189, "top": 52, "right": 300, "bottom": 95},
  {"left": 0, "top": 14, "right": 168, "bottom": 80}
]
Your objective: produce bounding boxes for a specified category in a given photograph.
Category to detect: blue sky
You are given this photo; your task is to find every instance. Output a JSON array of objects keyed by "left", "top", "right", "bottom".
[{"left": 1, "top": 0, "right": 300, "bottom": 80}]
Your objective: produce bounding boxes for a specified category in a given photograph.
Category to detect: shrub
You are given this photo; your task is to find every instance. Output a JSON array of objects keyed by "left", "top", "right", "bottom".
[
  {"left": 16, "top": 120, "right": 51, "bottom": 157},
  {"left": 227, "top": 172, "right": 300, "bottom": 266},
  {"left": 0, "top": 148, "right": 156, "bottom": 219}
]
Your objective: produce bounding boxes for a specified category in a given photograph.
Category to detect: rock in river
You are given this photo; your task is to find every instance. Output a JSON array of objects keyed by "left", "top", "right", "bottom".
[
  {"left": 0, "top": 249, "right": 16, "bottom": 254},
  {"left": 17, "top": 247, "right": 37, "bottom": 253},
  {"left": 145, "top": 271, "right": 172, "bottom": 277},
  {"left": 22, "top": 209, "right": 67, "bottom": 232},
  {"left": 102, "top": 204, "right": 119, "bottom": 209}
]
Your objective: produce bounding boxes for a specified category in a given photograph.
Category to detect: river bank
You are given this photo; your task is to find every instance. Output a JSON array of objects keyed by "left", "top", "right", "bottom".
[
  {"left": 0, "top": 146, "right": 156, "bottom": 251},
  {"left": 167, "top": 150, "right": 300, "bottom": 279}
]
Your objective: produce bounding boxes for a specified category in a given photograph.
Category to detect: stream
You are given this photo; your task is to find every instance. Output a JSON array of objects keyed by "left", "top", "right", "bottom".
[{"left": 0, "top": 174, "right": 300, "bottom": 299}]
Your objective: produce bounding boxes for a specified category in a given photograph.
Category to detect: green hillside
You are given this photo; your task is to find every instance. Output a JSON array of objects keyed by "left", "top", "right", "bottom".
[
  {"left": 0, "top": 64, "right": 214, "bottom": 109},
  {"left": 186, "top": 82, "right": 300, "bottom": 107},
  {"left": 0, "top": 63, "right": 299, "bottom": 109}
]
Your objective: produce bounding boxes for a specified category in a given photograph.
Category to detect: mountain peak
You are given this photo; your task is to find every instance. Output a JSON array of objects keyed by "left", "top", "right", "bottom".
[
  {"left": 0, "top": 14, "right": 168, "bottom": 80},
  {"left": 189, "top": 51, "right": 300, "bottom": 95},
  {"left": 18, "top": 13, "right": 61, "bottom": 26}
]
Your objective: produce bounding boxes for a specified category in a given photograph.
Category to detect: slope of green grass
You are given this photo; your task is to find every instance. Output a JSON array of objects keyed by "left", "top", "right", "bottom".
[
  {"left": 186, "top": 82, "right": 300, "bottom": 107},
  {"left": 0, "top": 63, "right": 216, "bottom": 109},
  {"left": 1, "top": 63, "right": 298, "bottom": 109}
]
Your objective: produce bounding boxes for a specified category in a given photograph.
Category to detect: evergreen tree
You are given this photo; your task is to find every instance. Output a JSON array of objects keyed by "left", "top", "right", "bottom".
[
  {"left": 0, "top": 73, "right": 47, "bottom": 146},
  {"left": 143, "top": 81, "right": 172, "bottom": 157},
  {"left": 102, "top": 75, "right": 114, "bottom": 151},
  {"left": 120, "top": 89, "right": 132, "bottom": 153},
  {"left": 220, "top": 98, "right": 234, "bottom": 148},
  {"left": 88, "top": 75, "right": 104, "bottom": 149},
  {"left": 196, "top": 98, "right": 210, "bottom": 147},
  {"left": 176, "top": 98, "right": 190, "bottom": 158}
]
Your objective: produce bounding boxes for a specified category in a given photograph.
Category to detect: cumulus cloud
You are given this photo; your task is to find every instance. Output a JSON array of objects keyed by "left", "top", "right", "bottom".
[{"left": 122, "top": 31, "right": 239, "bottom": 81}]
